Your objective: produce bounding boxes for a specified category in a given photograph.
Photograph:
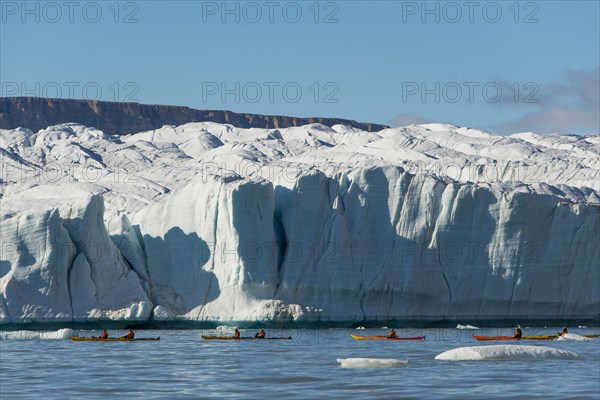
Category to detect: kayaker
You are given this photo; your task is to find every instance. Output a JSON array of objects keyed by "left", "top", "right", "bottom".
[
  {"left": 513, "top": 325, "right": 522, "bottom": 339},
  {"left": 121, "top": 329, "right": 135, "bottom": 339},
  {"left": 234, "top": 328, "right": 241, "bottom": 339},
  {"left": 386, "top": 328, "right": 397, "bottom": 339},
  {"left": 100, "top": 329, "right": 109, "bottom": 339},
  {"left": 559, "top": 327, "right": 568, "bottom": 336},
  {"left": 255, "top": 329, "right": 266, "bottom": 338}
]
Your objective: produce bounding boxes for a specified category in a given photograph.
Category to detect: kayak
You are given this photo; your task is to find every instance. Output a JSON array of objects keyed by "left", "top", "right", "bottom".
[
  {"left": 70, "top": 336, "right": 160, "bottom": 341},
  {"left": 472, "top": 335, "right": 557, "bottom": 341},
  {"left": 202, "top": 336, "right": 292, "bottom": 340},
  {"left": 584, "top": 334, "right": 599, "bottom": 338},
  {"left": 351, "top": 335, "right": 425, "bottom": 341}
]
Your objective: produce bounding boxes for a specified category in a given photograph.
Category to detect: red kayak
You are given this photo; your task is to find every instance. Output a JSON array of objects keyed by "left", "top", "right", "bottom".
[
  {"left": 473, "top": 335, "right": 557, "bottom": 341},
  {"left": 351, "top": 334, "right": 425, "bottom": 341}
]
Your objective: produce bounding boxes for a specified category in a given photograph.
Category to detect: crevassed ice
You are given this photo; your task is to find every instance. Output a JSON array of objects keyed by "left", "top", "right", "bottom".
[{"left": 0, "top": 123, "right": 599, "bottom": 324}]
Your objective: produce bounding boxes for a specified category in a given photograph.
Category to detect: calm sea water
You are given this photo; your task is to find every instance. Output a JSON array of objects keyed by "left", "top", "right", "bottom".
[{"left": 1, "top": 327, "right": 599, "bottom": 399}]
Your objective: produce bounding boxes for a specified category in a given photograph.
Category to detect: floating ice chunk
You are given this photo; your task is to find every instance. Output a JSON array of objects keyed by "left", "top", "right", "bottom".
[
  {"left": 153, "top": 305, "right": 175, "bottom": 321},
  {"left": 456, "top": 324, "right": 479, "bottom": 330},
  {"left": 215, "top": 325, "right": 234, "bottom": 330},
  {"left": 0, "top": 328, "right": 77, "bottom": 340},
  {"left": 337, "top": 358, "right": 408, "bottom": 368},
  {"left": 435, "top": 345, "right": 581, "bottom": 361},
  {"left": 555, "top": 333, "right": 592, "bottom": 341}
]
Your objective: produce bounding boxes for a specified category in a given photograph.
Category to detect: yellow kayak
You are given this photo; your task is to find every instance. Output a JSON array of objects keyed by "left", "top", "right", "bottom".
[
  {"left": 351, "top": 334, "right": 425, "bottom": 341},
  {"left": 70, "top": 336, "right": 160, "bottom": 341}
]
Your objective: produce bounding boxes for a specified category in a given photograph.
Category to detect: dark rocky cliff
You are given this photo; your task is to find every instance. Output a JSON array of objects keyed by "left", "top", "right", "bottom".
[{"left": 0, "top": 97, "right": 388, "bottom": 134}]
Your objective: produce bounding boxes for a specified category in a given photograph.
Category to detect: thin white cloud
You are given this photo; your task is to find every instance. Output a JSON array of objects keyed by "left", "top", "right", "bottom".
[
  {"left": 499, "top": 107, "right": 599, "bottom": 134},
  {"left": 392, "top": 113, "right": 433, "bottom": 127},
  {"left": 496, "top": 67, "right": 599, "bottom": 134},
  {"left": 391, "top": 67, "right": 600, "bottom": 134}
]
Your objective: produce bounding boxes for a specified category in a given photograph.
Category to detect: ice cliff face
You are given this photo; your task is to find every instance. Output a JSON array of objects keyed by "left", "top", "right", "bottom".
[
  {"left": 1, "top": 122, "right": 598, "bottom": 325},
  {"left": 0, "top": 194, "right": 151, "bottom": 324}
]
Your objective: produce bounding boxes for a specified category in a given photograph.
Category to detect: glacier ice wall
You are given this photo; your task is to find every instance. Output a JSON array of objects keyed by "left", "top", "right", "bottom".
[
  {"left": 0, "top": 194, "right": 151, "bottom": 323},
  {"left": 128, "top": 166, "right": 599, "bottom": 322},
  {"left": 0, "top": 123, "right": 598, "bottom": 324}
]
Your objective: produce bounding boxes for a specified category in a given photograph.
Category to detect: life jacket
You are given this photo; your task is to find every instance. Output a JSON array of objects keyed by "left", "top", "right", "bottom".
[{"left": 514, "top": 329, "right": 522, "bottom": 338}]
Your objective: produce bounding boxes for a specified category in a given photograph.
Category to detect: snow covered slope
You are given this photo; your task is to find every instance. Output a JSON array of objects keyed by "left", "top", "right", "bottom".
[{"left": 1, "top": 122, "right": 598, "bottom": 325}]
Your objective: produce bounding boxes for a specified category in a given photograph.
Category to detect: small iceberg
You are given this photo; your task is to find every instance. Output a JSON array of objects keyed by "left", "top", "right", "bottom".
[
  {"left": 0, "top": 328, "right": 77, "bottom": 340},
  {"left": 355, "top": 326, "right": 365, "bottom": 330},
  {"left": 456, "top": 324, "right": 479, "bottom": 330},
  {"left": 435, "top": 345, "right": 581, "bottom": 361},
  {"left": 337, "top": 358, "right": 408, "bottom": 368},
  {"left": 215, "top": 325, "right": 233, "bottom": 330},
  {"left": 555, "top": 333, "right": 592, "bottom": 341}
]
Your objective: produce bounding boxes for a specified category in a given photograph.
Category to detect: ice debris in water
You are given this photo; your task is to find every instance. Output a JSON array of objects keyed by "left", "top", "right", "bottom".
[
  {"left": 337, "top": 358, "right": 408, "bottom": 368},
  {"left": 456, "top": 324, "right": 479, "bottom": 330},
  {"left": 435, "top": 345, "right": 581, "bottom": 361},
  {"left": 555, "top": 333, "right": 592, "bottom": 341},
  {"left": 0, "top": 328, "right": 77, "bottom": 340}
]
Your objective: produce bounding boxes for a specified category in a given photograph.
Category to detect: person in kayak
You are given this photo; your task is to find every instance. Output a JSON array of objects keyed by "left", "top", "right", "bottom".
[
  {"left": 559, "top": 327, "right": 568, "bottom": 336},
  {"left": 100, "top": 329, "right": 109, "bottom": 339},
  {"left": 233, "top": 328, "right": 241, "bottom": 339},
  {"left": 513, "top": 325, "right": 522, "bottom": 339},
  {"left": 386, "top": 328, "right": 397, "bottom": 339},
  {"left": 121, "top": 329, "right": 135, "bottom": 339},
  {"left": 255, "top": 329, "right": 266, "bottom": 338}
]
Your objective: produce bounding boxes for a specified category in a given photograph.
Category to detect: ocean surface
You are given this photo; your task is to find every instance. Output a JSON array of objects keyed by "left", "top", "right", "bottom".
[{"left": 1, "top": 327, "right": 599, "bottom": 399}]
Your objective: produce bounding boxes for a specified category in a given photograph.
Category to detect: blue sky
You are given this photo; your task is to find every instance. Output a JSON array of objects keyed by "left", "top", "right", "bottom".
[{"left": 1, "top": 0, "right": 598, "bottom": 134}]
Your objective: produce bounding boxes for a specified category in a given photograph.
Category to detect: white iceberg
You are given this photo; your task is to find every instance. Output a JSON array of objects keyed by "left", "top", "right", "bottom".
[
  {"left": 337, "top": 358, "right": 408, "bottom": 368},
  {"left": 435, "top": 345, "right": 581, "bottom": 361},
  {"left": 555, "top": 333, "right": 592, "bottom": 341},
  {"left": 0, "top": 328, "right": 77, "bottom": 340},
  {"left": 456, "top": 324, "right": 479, "bottom": 330}
]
